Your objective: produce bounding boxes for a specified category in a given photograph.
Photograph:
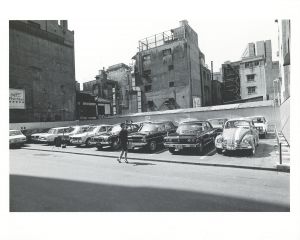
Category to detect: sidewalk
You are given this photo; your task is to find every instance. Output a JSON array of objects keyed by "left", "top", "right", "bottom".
[{"left": 21, "top": 138, "right": 285, "bottom": 172}]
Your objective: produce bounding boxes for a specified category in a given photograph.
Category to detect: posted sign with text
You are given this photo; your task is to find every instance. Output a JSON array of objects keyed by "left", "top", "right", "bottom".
[{"left": 9, "top": 88, "right": 25, "bottom": 109}]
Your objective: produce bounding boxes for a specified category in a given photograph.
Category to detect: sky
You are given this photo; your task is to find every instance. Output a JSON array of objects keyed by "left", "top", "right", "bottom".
[{"left": 68, "top": 18, "right": 279, "bottom": 84}]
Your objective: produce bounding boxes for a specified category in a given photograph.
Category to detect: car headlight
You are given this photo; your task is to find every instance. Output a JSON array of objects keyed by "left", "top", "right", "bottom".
[
  {"left": 242, "top": 135, "right": 252, "bottom": 144},
  {"left": 142, "top": 136, "right": 146, "bottom": 142},
  {"left": 215, "top": 136, "right": 223, "bottom": 143},
  {"left": 187, "top": 138, "right": 195, "bottom": 143}
]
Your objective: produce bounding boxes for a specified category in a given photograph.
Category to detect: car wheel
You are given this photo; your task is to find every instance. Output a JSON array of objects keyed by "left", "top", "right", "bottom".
[
  {"left": 168, "top": 147, "right": 175, "bottom": 154},
  {"left": 149, "top": 141, "right": 157, "bottom": 152},
  {"left": 85, "top": 138, "right": 91, "bottom": 147},
  {"left": 97, "top": 145, "right": 102, "bottom": 151},
  {"left": 54, "top": 137, "right": 61, "bottom": 147},
  {"left": 216, "top": 148, "right": 223, "bottom": 154},
  {"left": 198, "top": 142, "right": 204, "bottom": 154}
]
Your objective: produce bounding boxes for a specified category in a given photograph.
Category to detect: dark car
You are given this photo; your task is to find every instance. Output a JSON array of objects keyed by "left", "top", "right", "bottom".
[
  {"left": 22, "top": 128, "right": 51, "bottom": 143},
  {"left": 207, "top": 118, "right": 228, "bottom": 135},
  {"left": 91, "top": 123, "right": 140, "bottom": 150},
  {"left": 164, "top": 120, "right": 217, "bottom": 154},
  {"left": 128, "top": 121, "right": 177, "bottom": 152}
]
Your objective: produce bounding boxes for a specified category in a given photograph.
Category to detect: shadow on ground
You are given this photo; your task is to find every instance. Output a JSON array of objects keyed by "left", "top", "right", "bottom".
[{"left": 10, "top": 174, "right": 289, "bottom": 212}]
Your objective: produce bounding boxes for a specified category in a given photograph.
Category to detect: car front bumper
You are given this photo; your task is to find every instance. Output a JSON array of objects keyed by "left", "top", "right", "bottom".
[
  {"left": 128, "top": 142, "right": 148, "bottom": 149},
  {"left": 164, "top": 143, "right": 200, "bottom": 149}
]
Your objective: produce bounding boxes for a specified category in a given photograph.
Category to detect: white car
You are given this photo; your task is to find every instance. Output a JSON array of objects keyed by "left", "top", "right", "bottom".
[
  {"left": 70, "top": 125, "right": 112, "bottom": 147},
  {"left": 38, "top": 125, "right": 90, "bottom": 145},
  {"left": 38, "top": 127, "right": 74, "bottom": 145},
  {"left": 9, "top": 130, "right": 26, "bottom": 148},
  {"left": 246, "top": 116, "right": 268, "bottom": 138}
]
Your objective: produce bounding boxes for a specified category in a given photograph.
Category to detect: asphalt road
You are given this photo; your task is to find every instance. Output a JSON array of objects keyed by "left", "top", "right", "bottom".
[{"left": 10, "top": 142, "right": 289, "bottom": 212}]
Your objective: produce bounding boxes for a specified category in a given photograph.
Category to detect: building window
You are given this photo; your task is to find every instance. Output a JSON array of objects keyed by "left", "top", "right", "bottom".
[
  {"left": 168, "top": 65, "right": 174, "bottom": 71},
  {"left": 142, "top": 54, "right": 151, "bottom": 61},
  {"left": 254, "top": 61, "right": 259, "bottom": 66},
  {"left": 247, "top": 86, "right": 257, "bottom": 95},
  {"left": 145, "top": 85, "right": 152, "bottom": 92},
  {"left": 247, "top": 74, "right": 255, "bottom": 82},
  {"left": 169, "top": 81, "right": 174, "bottom": 87},
  {"left": 162, "top": 48, "right": 171, "bottom": 56}
]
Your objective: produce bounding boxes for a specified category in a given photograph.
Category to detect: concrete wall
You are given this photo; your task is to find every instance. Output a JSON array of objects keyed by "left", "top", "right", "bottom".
[{"left": 9, "top": 21, "right": 76, "bottom": 123}]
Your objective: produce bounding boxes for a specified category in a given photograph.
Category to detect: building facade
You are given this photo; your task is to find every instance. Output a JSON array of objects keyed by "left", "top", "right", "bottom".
[
  {"left": 9, "top": 20, "right": 76, "bottom": 123},
  {"left": 133, "top": 20, "right": 207, "bottom": 112},
  {"left": 239, "top": 40, "right": 279, "bottom": 101},
  {"left": 277, "top": 19, "right": 291, "bottom": 104},
  {"left": 222, "top": 61, "right": 241, "bottom": 103}
]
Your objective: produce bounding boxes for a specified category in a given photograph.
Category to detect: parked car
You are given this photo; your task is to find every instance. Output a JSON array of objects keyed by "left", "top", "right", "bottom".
[
  {"left": 25, "top": 128, "right": 51, "bottom": 143},
  {"left": 38, "top": 126, "right": 75, "bottom": 145},
  {"left": 207, "top": 118, "right": 228, "bottom": 135},
  {"left": 164, "top": 120, "right": 217, "bottom": 154},
  {"left": 128, "top": 121, "right": 177, "bottom": 152},
  {"left": 215, "top": 118, "right": 259, "bottom": 155},
  {"left": 70, "top": 124, "right": 112, "bottom": 147},
  {"left": 245, "top": 116, "right": 268, "bottom": 138},
  {"left": 9, "top": 130, "right": 27, "bottom": 148},
  {"left": 91, "top": 123, "right": 140, "bottom": 150},
  {"left": 64, "top": 125, "right": 90, "bottom": 143}
]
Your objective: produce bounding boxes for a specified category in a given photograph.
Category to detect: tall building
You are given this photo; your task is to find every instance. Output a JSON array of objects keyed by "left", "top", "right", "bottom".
[
  {"left": 222, "top": 61, "right": 241, "bottom": 103},
  {"left": 277, "top": 19, "right": 291, "bottom": 103},
  {"left": 133, "top": 20, "right": 207, "bottom": 111},
  {"left": 239, "top": 40, "right": 279, "bottom": 101},
  {"left": 9, "top": 20, "right": 76, "bottom": 123},
  {"left": 106, "top": 63, "right": 132, "bottom": 115}
]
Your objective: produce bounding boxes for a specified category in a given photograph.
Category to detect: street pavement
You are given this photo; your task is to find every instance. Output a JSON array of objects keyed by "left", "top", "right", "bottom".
[{"left": 10, "top": 136, "right": 290, "bottom": 212}]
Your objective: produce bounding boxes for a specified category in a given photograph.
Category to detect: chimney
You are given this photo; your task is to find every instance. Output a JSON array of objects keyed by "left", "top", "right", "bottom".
[
  {"left": 179, "top": 20, "right": 188, "bottom": 27},
  {"left": 60, "top": 20, "right": 68, "bottom": 30}
]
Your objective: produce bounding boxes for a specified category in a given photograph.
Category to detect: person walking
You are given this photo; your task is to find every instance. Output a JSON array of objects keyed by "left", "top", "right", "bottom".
[{"left": 117, "top": 123, "right": 129, "bottom": 163}]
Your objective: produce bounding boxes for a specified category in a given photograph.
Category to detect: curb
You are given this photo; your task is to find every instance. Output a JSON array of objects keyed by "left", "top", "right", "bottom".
[
  {"left": 23, "top": 147, "right": 286, "bottom": 173},
  {"left": 276, "top": 164, "right": 290, "bottom": 173}
]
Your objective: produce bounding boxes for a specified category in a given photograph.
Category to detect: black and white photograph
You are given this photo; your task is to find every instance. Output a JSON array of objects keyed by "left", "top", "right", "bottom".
[{"left": 2, "top": 0, "right": 300, "bottom": 239}]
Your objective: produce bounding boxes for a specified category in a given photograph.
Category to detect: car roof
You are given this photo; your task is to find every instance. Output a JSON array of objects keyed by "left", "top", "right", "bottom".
[
  {"left": 51, "top": 126, "right": 71, "bottom": 130},
  {"left": 207, "top": 118, "right": 228, "bottom": 121},
  {"left": 245, "top": 116, "right": 265, "bottom": 119},
  {"left": 180, "top": 120, "right": 208, "bottom": 124},
  {"left": 226, "top": 118, "right": 252, "bottom": 122}
]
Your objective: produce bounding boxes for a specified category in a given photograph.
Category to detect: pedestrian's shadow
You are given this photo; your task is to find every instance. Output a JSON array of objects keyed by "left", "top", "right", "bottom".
[{"left": 127, "top": 161, "right": 156, "bottom": 166}]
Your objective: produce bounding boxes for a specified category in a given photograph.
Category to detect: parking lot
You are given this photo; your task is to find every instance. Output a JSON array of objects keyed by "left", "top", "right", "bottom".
[{"left": 20, "top": 133, "right": 280, "bottom": 171}]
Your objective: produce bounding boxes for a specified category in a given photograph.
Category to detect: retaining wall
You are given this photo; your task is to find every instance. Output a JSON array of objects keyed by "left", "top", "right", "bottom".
[
  {"left": 10, "top": 100, "right": 280, "bottom": 132},
  {"left": 279, "top": 97, "right": 290, "bottom": 144}
]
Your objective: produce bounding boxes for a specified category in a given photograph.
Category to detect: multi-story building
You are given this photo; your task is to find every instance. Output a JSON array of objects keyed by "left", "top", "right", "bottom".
[
  {"left": 277, "top": 19, "right": 291, "bottom": 103},
  {"left": 106, "top": 63, "right": 132, "bottom": 115},
  {"left": 82, "top": 69, "right": 120, "bottom": 115},
  {"left": 222, "top": 61, "right": 241, "bottom": 103},
  {"left": 9, "top": 20, "right": 76, "bottom": 122},
  {"left": 239, "top": 40, "right": 279, "bottom": 101},
  {"left": 133, "top": 20, "right": 208, "bottom": 111}
]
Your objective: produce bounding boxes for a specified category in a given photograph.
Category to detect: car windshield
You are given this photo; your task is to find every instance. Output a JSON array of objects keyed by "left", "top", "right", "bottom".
[
  {"left": 139, "top": 123, "right": 160, "bottom": 132},
  {"left": 252, "top": 117, "right": 264, "bottom": 123},
  {"left": 9, "top": 130, "right": 22, "bottom": 136},
  {"left": 110, "top": 125, "right": 122, "bottom": 133},
  {"left": 48, "top": 129, "right": 57, "bottom": 134},
  {"left": 209, "top": 119, "right": 226, "bottom": 128},
  {"left": 176, "top": 124, "right": 203, "bottom": 134},
  {"left": 87, "top": 126, "right": 97, "bottom": 132},
  {"left": 66, "top": 127, "right": 75, "bottom": 133},
  {"left": 225, "top": 120, "right": 250, "bottom": 129}
]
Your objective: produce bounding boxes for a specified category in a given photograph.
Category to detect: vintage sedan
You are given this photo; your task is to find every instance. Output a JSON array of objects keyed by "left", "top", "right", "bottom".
[
  {"left": 128, "top": 121, "right": 177, "bottom": 152},
  {"left": 38, "top": 126, "right": 74, "bottom": 145},
  {"left": 215, "top": 118, "right": 259, "bottom": 155},
  {"left": 207, "top": 118, "right": 228, "bottom": 135},
  {"left": 70, "top": 124, "right": 112, "bottom": 147},
  {"left": 164, "top": 120, "right": 217, "bottom": 154},
  {"left": 92, "top": 123, "right": 140, "bottom": 150},
  {"left": 9, "top": 130, "right": 27, "bottom": 148},
  {"left": 26, "top": 128, "right": 51, "bottom": 143},
  {"left": 245, "top": 116, "right": 268, "bottom": 138}
]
